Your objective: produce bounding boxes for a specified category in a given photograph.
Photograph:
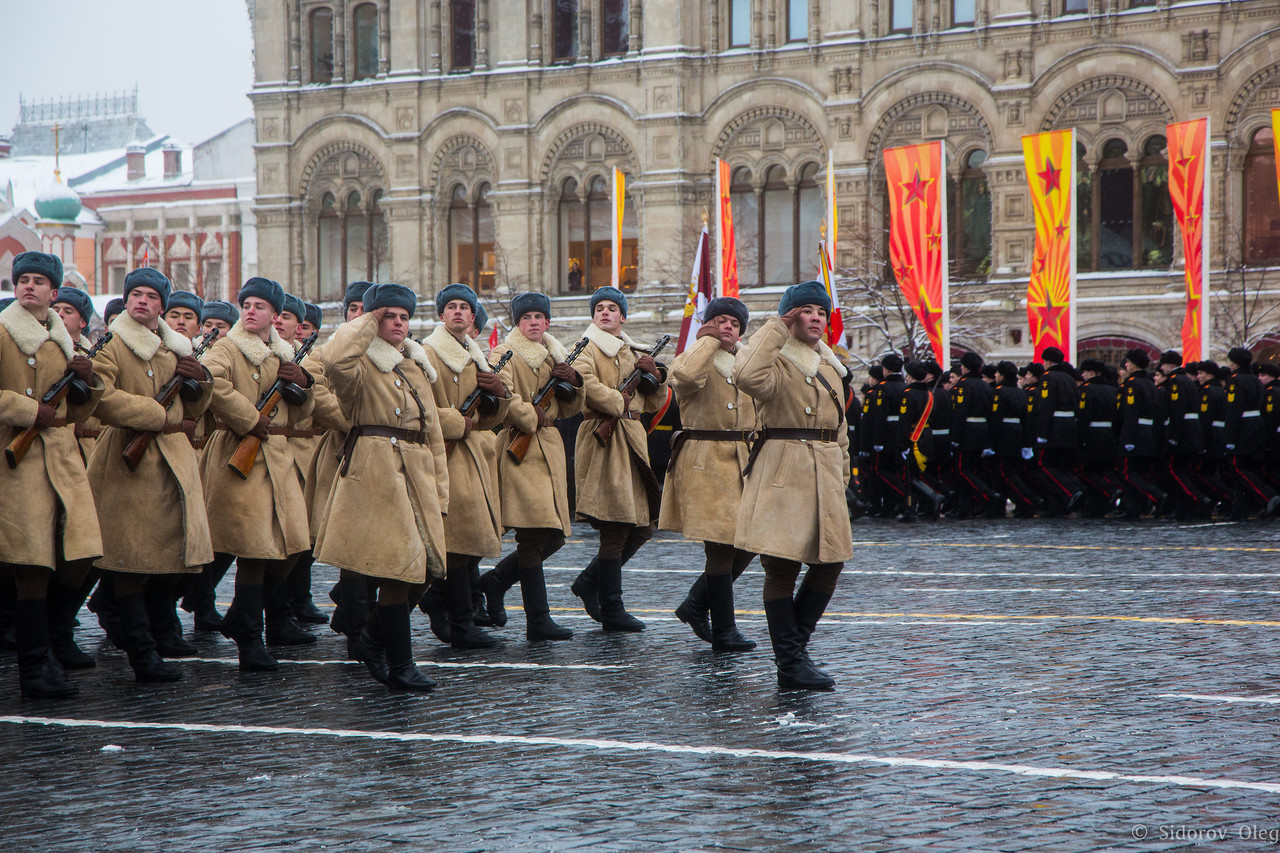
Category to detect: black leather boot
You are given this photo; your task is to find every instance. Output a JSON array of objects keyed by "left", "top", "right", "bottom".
[
  {"left": 520, "top": 560, "right": 573, "bottom": 642},
  {"left": 706, "top": 573, "right": 755, "bottom": 652},
  {"left": 0, "top": 573, "right": 16, "bottom": 651},
  {"left": 16, "top": 602, "right": 78, "bottom": 698},
  {"left": 763, "top": 597, "right": 834, "bottom": 691},
  {"left": 793, "top": 585, "right": 834, "bottom": 652},
  {"left": 570, "top": 558, "right": 602, "bottom": 622},
  {"left": 87, "top": 576, "right": 127, "bottom": 650},
  {"left": 48, "top": 574, "right": 98, "bottom": 668},
  {"left": 144, "top": 579, "right": 197, "bottom": 658},
  {"left": 675, "top": 574, "right": 712, "bottom": 643},
  {"left": 597, "top": 558, "right": 644, "bottom": 633},
  {"left": 116, "top": 590, "right": 182, "bottom": 682},
  {"left": 265, "top": 581, "right": 316, "bottom": 646},
  {"left": 447, "top": 561, "right": 496, "bottom": 649},
  {"left": 381, "top": 602, "right": 434, "bottom": 692},
  {"left": 469, "top": 561, "right": 493, "bottom": 627},
  {"left": 349, "top": 602, "right": 389, "bottom": 685},
  {"left": 181, "top": 555, "right": 233, "bottom": 632},
  {"left": 220, "top": 584, "right": 278, "bottom": 672},
  {"left": 418, "top": 581, "right": 451, "bottom": 644},
  {"left": 288, "top": 551, "right": 329, "bottom": 624},
  {"left": 477, "top": 552, "right": 519, "bottom": 628}
]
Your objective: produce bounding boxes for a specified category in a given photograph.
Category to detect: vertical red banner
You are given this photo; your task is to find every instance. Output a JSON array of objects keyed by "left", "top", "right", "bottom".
[
  {"left": 883, "top": 141, "right": 948, "bottom": 363},
  {"left": 1168, "top": 118, "right": 1210, "bottom": 362},
  {"left": 1022, "top": 129, "right": 1076, "bottom": 363},
  {"left": 716, "top": 159, "right": 739, "bottom": 298}
]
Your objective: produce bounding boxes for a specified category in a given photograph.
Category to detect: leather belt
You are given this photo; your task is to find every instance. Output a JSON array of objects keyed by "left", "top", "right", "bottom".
[
  {"left": 161, "top": 424, "right": 189, "bottom": 434},
  {"left": 668, "top": 428, "right": 755, "bottom": 468},
  {"left": 742, "top": 427, "right": 840, "bottom": 478},
  {"left": 74, "top": 425, "right": 99, "bottom": 439},
  {"left": 286, "top": 427, "right": 319, "bottom": 438},
  {"left": 340, "top": 424, "right": 427, "bottom": 476},
  {"left": 588, "top": 410, "right": 641, "bottom": 421},
  {"left": 190, "top": 436, "right": 208, "bottom": 450},
  {"left": 47, "top": 418, "right": 68, "bottom": 428}
]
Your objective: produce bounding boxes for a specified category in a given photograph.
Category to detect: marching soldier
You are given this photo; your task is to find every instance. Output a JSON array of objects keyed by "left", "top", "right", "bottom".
[
  {"left": 734, "top": 281, "right": 851, "bottom": 691},
  {"left": 162, "top": 291, "right": 204, "bottom": 340},
  {"left": 202, "top": 277, "right": 315, "bottom": 671},
  {"left": 901, "top": 361, "right": 943, "bottom": 520},
  {"left": 477, "top": 291, "right": 584, "bottom": 642},
  {"left": 1257, "top": 363, "right": 1280, "bottom": 491},
  {"left": 1076, "top": 359, "right": 1120, "bottom": 516},
  {"left": 869, "top": 354, "right": 910, "bottom": 518},
  {"left": 1156, "top": 350, "right": 1210, "bottom": 518},
  {"left": 1192, "top": 360, "right": 1233, "bottom": 509},
  {"left": 50, "top": 286, "right": 102, "bottom": 462},
  {"left": 86, "top": 268, "right": 215, "bottom": 681},
  {"left": 988, "top": 360, "right": 1039, "bottom": 517},
  {"left": 313, "top": 284, "right": 446, "bottom": 691},
  {"left": 298, "top": 303, "right": 322, "bottom": 339},
  {"left": 200, "top": 301, "right": 238, "bottom": 339},
  {"left": 1115, "top": 349, "right": 1166, "bottom": 518},
  {"left": 660, "top": 297, "right": 757, "bottom": 651},
  {"left": 344, "top": 281, "right": 373, "bottom": 322},
  {"left": 568, "top": 286, "right": 669, "bottom": 632},
  {"left": 950, "top": 352, "right": 1000, "bottom": 516},
  {"left": 1223, "top": 347, "right": 1279, "bottom": 518},
  {"left": 418, "top": 283, "right": 511, "bottom": 648},
  {"left": 0, "top": 252, "right": 104, "bottom": 697},
  {"left": 1032, "top": 347, "right": 1084, "bottom": 514}
]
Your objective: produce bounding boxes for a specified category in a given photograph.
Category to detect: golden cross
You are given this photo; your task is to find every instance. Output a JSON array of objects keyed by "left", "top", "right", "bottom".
[{"left": 51, "top": 122, "right": 62, "bottom": 182}]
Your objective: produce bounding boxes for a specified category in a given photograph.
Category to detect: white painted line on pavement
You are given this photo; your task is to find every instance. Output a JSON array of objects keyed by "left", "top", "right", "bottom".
[
  {"left": 1158, "top": 693, "right": 1280, "bottom": 705},
  {"left": 543, "top": 566, "right": 1280, "bottom": 580},
  {"left": 895, "top": 588, "right": 1280, "bottom": 594},
  {"left": 186, "top": 657, "right": 630, "bottom": 672},
  {"left": 4, "top": 715, "right": 1279, "bottom": 795}
]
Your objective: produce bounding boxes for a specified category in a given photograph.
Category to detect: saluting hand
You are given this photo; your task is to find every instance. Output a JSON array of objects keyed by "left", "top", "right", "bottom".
[
  {"left": 277, "top": 362, "right": 311, "bottom": 387},
  {"left": 779, "top": 306, "right": 805, "bottom": 330},
  {"left": 174, "top": 355, "right": 207, "bottom": 381},
  {"left": 67, "top": 356, "right": 93, "bottom": 385},
  {"left": 250, "top": 414, "right": 271, "bottom": 442},
  {"left": 695, "top": 321, "right": 720, "bottom": 341},
  {"left": 475, "top": 370, "right": 505, "bottom": 395}
]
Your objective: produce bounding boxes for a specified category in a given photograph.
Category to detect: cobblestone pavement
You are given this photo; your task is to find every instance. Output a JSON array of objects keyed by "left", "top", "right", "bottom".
[{"left": 4, "top": 518, "right": 1280, "bottom": 851}]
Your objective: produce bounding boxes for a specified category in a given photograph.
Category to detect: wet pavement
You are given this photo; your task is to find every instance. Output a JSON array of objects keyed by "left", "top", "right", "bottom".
[{"left": 4, "top": 518, "right": 1280, "bottom": 851}]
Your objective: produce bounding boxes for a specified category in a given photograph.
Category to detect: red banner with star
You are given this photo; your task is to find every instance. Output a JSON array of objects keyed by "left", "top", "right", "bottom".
[
  {"left": 1022, "top": 130, "right": 1076, "bottom": 363},
  {"left": 1168, "top": 118, "right": 1210, "bottom": 362},
  {"left": 883, "top": 141, "right": 949, "bottom": 363}
]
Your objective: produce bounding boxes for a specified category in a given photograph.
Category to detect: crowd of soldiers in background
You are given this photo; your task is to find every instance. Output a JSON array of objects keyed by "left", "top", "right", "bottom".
[{"left": 848, "top": 345, "right": 1280, "bottom": 522}]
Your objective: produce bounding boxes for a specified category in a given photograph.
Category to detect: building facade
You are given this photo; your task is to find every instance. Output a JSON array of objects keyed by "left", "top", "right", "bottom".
[{"left": 248, "top": 0, "right": 1280, "bottom": 360}]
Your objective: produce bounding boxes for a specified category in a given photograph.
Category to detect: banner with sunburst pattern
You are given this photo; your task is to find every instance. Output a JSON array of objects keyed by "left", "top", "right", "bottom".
[
  {"left": 1022, "top": 129, "right": 1076, "bottom": 363},
  {"left": 1168, "top": 118, "right": 1210, "bottom": 362},
  {"left": 884, "top": 141, "right": 949, "bottom": 362}
]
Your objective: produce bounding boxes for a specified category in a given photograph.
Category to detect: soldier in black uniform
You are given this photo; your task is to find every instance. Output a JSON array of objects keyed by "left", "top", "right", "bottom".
[
  {"left": 870, "top": 354, "right": 910, "bottom": 518},
  {"left": 1032, "top": 347, "right": 1084, "bottom": 514},
  {"left": 1192, "top": 360, "right": 1232, "bottom": 510},
  {"left": 988, "top": 360, "right": 1039, "bottom": 517},
  {"left": 1115, "top": 349, "right": 1167, "bottom": 518},
  {"left": 920, "top": 359, "right": 955, "bottom": 509},
  {"left": 1223, "top": 347, "right": 1279, "bottom": 518},
  {"left": 1076, "top": 359, "right": 1120, "bottom": 517},
  {"left": 1155, "top": 350, "right": 1210, "bottom": 518},
  {"left": 950, "top": 352, "right": 1000, "bottom": 516},
  {"left": 1258, "top": 363, "right": 1280, "bottom": 492},
  {"left": 901, "top": 361, "right": 943, "bottom": 519},
  {"left": 857, "top": 365, "right": 884, "bottom": 515}
]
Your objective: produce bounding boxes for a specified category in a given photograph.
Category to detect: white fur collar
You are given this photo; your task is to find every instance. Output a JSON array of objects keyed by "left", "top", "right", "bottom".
[
  {"left": 227, "top": 320, "right": 295, "bottom": 366},
  {"left": 108, "top": 311, "right": 193, "bottom": 361},
  {"left": 424, "top": 323, "right": 491, "bottom": 375},
  {"left": 0, "top": 301, "right": 75, "bottom": 359},
  {"left": 583, "top": 322, "right": 642, "bottom": 359},
  {"left": 504, "top": 328, "right": 569, "bottom": 370},
  {"left": 713, "top": 347, "right": 738, "bottom": 380},
  {"left": 366, "top": 335, "right": 438, "bottom": 382},
  {"left": 780, "top": 336, "right": 848, "bottom": 379}
]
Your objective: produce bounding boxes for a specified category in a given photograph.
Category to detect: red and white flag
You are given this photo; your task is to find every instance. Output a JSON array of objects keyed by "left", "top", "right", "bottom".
[{"left": 677, "top": 225, "right": 713, "bottom": 355}]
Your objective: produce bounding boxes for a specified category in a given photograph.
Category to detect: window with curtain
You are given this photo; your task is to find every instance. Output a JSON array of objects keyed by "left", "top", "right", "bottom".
[
  {"left": 729, "top": 0, "right": 751, "bottom": 46},
  {"left": 451, "top": 0, "right": 476, "bottom": 71},
  {"left": 891, "top": 0, "right": 912, "bottom": 32},
  {"left": 1138, "top": 135, "right": 1172, "bottom": 269},
  {"left": 602, "top": 0, "right": 629, "bottom": 56},
  {"left": 553, "top": 0, "right": 579, "bottom": 62},
  {"left": 950, "top": 149, "right": 991, "bottom": 276},
  {"left": 731, "top": 168, "right": 759, "bottom": 286},
  {"left": 309, "top": 8, "right": 334, "bottom": 83},
  {"left": 952, "top": 0, "right": 976, "bottom": 25},
  {"left": 352, "top": 3, "right": 378, "bottom": 80},
  {"left": 1245, "top": 126, "right": 1280, "bottom": 264},
  {"left": 787, "top": 0, "right": 808, "bottom": 41},
  {"left": 317, "top": 193, "right": 341, "bottom": 298}
]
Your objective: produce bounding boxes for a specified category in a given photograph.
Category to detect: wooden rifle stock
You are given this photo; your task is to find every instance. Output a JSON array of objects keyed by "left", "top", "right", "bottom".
[
  {"left": 226, "top": 331, "right": 319, "bottom": 480},
  {"left": 120, "top": 328, "right": 220, "bottom": 472},
  {"left": 506, "top": 336, "right": 589, "bottom": 463},
  {"left": 444, "top": 349, "right": 514, "bottom": 455},
  {"left": 592, "top": 334, "right": 670, "bottom": 448},
  {"left": 4, "top": 332, "right": 114, "bottom": 469}
]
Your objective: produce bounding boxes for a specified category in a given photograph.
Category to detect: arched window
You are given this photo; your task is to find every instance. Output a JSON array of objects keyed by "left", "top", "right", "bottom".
[
  {"left": 448, "top": 184, "right": 495, "bottom": 292},
  {"left": 309, "top": 8, "right": 334, "bottom": 83},
  {"left": 1244, "top": 126, "right": 1280, "bottom": 264},
  {"left": 1138, "top": 135, "right": 1172, "bottom": 268},
  {"left": 602, "top": 0, "right": 629, "bottom": 56},
  {"left": 553, "top": 0, "right": 579, "bottom": 62},
  {"left": 1095, "top": 138, "right": 1133, "bottom": 270},
  {"left": 731, "top": 168, "right": 759, "bottom": 286},
  {"left": 370, "top": 190, "right": 390, "bottom": 282},
  {"left": 345, "top": 191, "right": 368, "bottom": 282},
  {"left": 557, "top": 175, "right": 637, "bottom": 293},
  {"left": 352, "top": 3, "right": 378, "bottom": 80},
  {"left": 1076, "top": 142, "right": 1092, "bottom": 271},
  {"left": 797, "top": 162, "right": 822, "bottom": 277},
  {"left": 729, "top": 0, "right": 751, "bottom": 46},
  {"left": 317, "top": 192, "right": 341, "bottom": 297},
  {"left": 762, "top": 166, "right": 793, "bottom": 285},
  {"left": 559, "top": 179, "right": 585, "bottom": 291},
  {"left": 451, "top": 0, "right": 476, "bottom": 71},
  {"left": 951, "top": 149, "right": 991, "bottom": 276},
  {"left": 587, "top": 176, "right": 612, "bottom": 289}
]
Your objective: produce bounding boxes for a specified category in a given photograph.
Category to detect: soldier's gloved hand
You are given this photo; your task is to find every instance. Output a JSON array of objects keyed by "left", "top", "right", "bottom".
[
  {"left": 981, "top": 448, "right": 994, "bottom": 458},
  {"left": 250, "top": 414, "right": 271, "bottom": 442},
  {"left": 33, "top": 403, "right": 57, "bottom": 429},
  {"left": 1123, "top": 444, "right": 1135, "bottom": 453},
  {"left": 695, "top": 321, "right": 721, "bottom": 340},
  {"left": 67, "top": 356, "right": 93, "bottom": 385},
  {"left": 551, "top": 362, "right": 581, "bottom": 386},
  {"left": 174, "top": 355, "right": 207, "bottom": 381},
  {"left": 461, "top": 417, "right": 474, "bottom": 439},
  {"left": 1020, "top": 447, "right": 1033, "bottom": 460},
  {"left": 635, "top": 354, "right": 658, "bottom": 376},
  {"left": 475, "top": 370, "right": 505, "bottom": 395},
  {"left": 535, "top": 406, "right": 553, "bottom": 429},
  {"left": 277, "top": 362, "right": 311, "bottom": 387},
  {"left": 180, "top": 419, "right": 197, "bottom": 439}
]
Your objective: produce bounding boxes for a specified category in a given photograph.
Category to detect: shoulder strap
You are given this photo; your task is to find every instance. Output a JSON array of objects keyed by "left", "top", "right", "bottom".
[
  {"left": 392, "top": 364, "right": 428, "bottom": 428},
  {"left": 813, "top": 371, "right": 845, "bottom": 427}
]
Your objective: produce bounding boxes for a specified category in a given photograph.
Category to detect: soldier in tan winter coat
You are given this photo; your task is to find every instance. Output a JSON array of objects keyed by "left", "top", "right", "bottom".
[
  {"left": 660, "top": 297, "right": 758, "bottom": 652},
  {"left": 476, "top": 291, "right": 584, "bottom": 642},
  {"left": 314, "top": 284, "right": 446, "bottom": 691},
  {"left": 0, "top": 251, "right": 104, "bottom": 698},
  {"left": 569, "top": 287, "right": 669, "bottom": 632},
  {"left": 417, "top": 283, "right": 512, "bottom": 649},
  {"left": 87, "top": 267, "right": 214, "bottom": 682},
  {"left": 734, "top": 281, "right": 852, "bottom": 691},
  {"left": 50, "top": 285, "right": 102, "bottom": 463},
  {"left": 201, "top": 277, "right": 315, "bottom": 672}
]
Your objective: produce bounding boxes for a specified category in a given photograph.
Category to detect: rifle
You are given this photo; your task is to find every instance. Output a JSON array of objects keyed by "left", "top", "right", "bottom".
[
  {"left": 592, "top": 334, "right": 670, "bottom": 447},
  {"left": 5, "top": 332, "right": 113, "bottom": 469},
  {"left": 506, "top": 336, "right": 589, "bottom": 463},
  {"left": 445, "top": 349, "right": 514, "bottom": 454},
  {"left": 226, "top": 331, "right": 319, "bottom": 479},
  {"left": 120, "top": 328, "right": 220, "bottom": 472}
]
